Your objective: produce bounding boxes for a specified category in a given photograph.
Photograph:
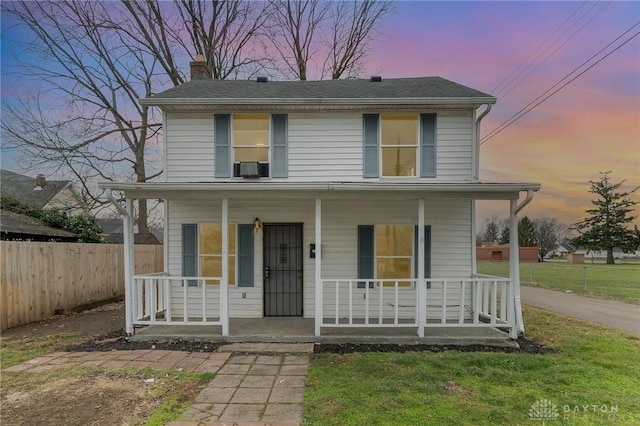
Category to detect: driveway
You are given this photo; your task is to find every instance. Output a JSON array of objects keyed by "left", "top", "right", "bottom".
[{"left": 521, "top": 286, "right": 640, "bottom": 335}]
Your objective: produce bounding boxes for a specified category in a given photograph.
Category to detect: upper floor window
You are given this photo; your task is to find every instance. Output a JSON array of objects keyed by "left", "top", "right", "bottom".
[
  {"left": 233, "top": 114, "right": 269, "bottom": 163},
  {"left": 215, "top": 113, "right": 287, "bottom": 178},
  {"left": 381, "top": 114, "right": 418, "bottom": 177},
  {"left": 363, "top": 113, "right": 436, "bottom": 179}
]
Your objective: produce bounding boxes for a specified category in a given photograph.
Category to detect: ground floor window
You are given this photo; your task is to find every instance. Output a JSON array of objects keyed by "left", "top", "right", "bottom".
[
  {"left": 199, "top": 224, "right": 236, "bottom": 285},
  {"left": 358, "top": 224, "right": 431, "bottom": 288},
  {"left": 182, "top": 223, "right": 254, "bottom": 287},
  {"left": 376, "top": 225, "right": 414, "bottom": 286}
]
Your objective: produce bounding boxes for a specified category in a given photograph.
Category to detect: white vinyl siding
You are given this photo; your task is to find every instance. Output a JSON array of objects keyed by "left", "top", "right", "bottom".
[
  {"left": 167, "top": 199, "right": 315, "bottom": 318},
  {"left": 436, "top": 111, "right": 474, "bottom": 180},
  {"left": 163, "top": 110, "right": 474, "bottom": 183},
  {"left": 165, "top": 112, "right": 215, "bottom": 181},
  {"left": 166, "top": 198, "right": 472, "bottom": 319},
  {"left": 287, "top": 112, "right": 363, "bottom": 180}
]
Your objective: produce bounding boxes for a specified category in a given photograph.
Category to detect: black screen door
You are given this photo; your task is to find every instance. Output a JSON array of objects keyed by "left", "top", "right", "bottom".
[{"left": 263, "top": 224, "right": 303, "bottom": 316}]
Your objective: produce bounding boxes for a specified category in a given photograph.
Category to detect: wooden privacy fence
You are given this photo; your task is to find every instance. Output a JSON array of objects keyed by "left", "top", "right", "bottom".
[{"left": 0, "top": 241, "right": 163, "bottom": 330}]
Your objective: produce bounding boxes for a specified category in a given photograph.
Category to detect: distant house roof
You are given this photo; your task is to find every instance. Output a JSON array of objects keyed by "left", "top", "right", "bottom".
[
  {"left": 0, "top": 210, "right": 78, "bottom": 242},
  {"left": 1, "top": 169, "right": 73, "bottom": 210},
  {"left": 103, "top": 232, "right": 161, "bottom": 245},
  {"left": 141, "top": 76, "right": 496, "bottom": 111},
  {"left": 96, "top": 218, "right": 124, "bottom": 234}
]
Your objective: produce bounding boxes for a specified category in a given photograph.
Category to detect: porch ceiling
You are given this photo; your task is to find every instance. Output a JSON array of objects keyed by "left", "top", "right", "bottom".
[{"left": 100, "top": 181, "right": 540, "bottom": 201}]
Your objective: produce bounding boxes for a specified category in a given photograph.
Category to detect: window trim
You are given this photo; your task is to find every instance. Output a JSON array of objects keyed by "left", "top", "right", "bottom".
[
  {"left": 380, "top": 114, "right": 419, "bottom": 178},
  {"left": 358, "top": 224, "right": 431, "bottom": 289}
]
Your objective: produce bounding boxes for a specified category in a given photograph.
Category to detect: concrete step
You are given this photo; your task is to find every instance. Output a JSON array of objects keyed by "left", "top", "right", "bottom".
[{"left": 218, "top": 342, "right": 314, "bottom": 354}]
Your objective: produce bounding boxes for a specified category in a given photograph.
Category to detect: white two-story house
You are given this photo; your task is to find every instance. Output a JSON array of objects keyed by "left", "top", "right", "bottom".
[{"left": 102, "top": 60, "right": 540, "bottom": 340}]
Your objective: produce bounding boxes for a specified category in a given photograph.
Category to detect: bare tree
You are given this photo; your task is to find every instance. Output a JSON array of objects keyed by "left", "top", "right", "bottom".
[
  {"left": 534, "top": 217, "right": 568, "bottom": 261},
  {"left": 269, "top": 0, "right": 392, "bottom": 80},
  {"left": 2, "top": 0, "right": 394, "bottom": 231},
  {"left": 2, "top": 0, "right": 271, "bottom": 231},
  {"left": 2, "top": 1, "right": 165, "bottom": 231},
  {"left": 269, "top": 0, "right": 329, "bottom": 80},
  {"left": 322, "top": 0, "right": 394, "bottom": 79}
]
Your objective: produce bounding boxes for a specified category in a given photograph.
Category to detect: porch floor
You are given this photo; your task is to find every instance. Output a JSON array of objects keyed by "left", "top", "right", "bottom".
[{"left": 131, "top": 317, "right": 517, "bottom": 348}]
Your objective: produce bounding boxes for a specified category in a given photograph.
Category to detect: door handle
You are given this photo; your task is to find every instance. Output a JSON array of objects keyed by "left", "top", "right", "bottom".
[{"left": 264, "top": 265, "right": 270, "bottom": 278}]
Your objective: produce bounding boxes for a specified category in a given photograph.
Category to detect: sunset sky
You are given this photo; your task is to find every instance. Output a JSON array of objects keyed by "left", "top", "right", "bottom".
[
  {"left": 1, "top": 1, "right": 639, "bottom": 227},
  {"left": 365, "top": 1, "right": 639, "bottom": 226}
]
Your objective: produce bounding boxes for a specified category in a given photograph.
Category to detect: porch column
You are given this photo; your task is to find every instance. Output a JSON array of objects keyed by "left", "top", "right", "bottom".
[
  {"left": 509, "top": 199, "right": 522, "bottom": 338},
  {"left": 123, "top": 199, "right": 135, "bottom": 335},
  {"left": 221, "top": 198, "right": 229, "bottom": 336},
  {"left": 314, "top": 198, "right": 322, "bottom": 337},
  {"left": 417, "top": 198, "right": 426, "bottom": 337}
]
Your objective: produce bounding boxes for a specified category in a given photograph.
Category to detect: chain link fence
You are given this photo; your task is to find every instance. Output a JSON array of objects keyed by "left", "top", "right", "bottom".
[{"left": 477, "top": 261, "right": 640, "bottom": 305}]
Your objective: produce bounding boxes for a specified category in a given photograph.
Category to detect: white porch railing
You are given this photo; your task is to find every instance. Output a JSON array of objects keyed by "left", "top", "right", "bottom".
[
  {"left": 133, "top": 273, "right": 224, "bottom": 326},
  {"left": 132, "top": 273, "right": 514, "bottom": 337},
  {"left": 319, "top": 275, "right": 514, "bottom": 333}
]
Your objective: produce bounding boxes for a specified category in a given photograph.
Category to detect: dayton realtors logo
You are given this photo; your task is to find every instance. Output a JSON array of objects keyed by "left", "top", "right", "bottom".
[
  {"left": 529, "top": 399, "right": 626, "bottom": 423},
  {"left": 529, "top": 399, "right": 559, "bottom": 424}
]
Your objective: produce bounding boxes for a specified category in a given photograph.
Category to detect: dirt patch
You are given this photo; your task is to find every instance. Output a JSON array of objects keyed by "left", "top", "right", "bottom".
[
  {"left": 1, "top": 302, "right": 125, "bottom": 340},
  {"left": 312, "top": 336, "right": 554, "bottom": 354},
  {"left": 1, "top": 368, "right": 205, "bottom": 426}
]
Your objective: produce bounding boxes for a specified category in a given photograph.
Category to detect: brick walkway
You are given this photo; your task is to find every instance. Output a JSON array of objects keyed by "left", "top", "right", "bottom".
[
  {"left": 4, "top": 348, "right": 309, "bottom": 425},
  {"left": 3, "top": 350, "right": 231, "bottom": 373},
  {"left": 171, "top": 353, "right": 307, "bottom": 425}
]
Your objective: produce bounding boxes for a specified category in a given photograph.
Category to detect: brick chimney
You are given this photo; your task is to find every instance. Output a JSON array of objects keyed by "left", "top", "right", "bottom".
[
  {"left": 35, "top": 174, "right": 46, "bottom": 189},
  {"left": 190, "top": 54, "right": 208, "bottom": 80}
]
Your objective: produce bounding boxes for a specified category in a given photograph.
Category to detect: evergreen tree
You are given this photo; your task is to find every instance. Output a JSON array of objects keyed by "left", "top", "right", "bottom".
[
  {"left": 518, "top": 216, "right": 537, "bottom": 246},
  {"left": 572, "top": 171, "right": 640, "bottom": 264},
  {"left": 499, "top": 225, "right": 510, "bottom": 245}
]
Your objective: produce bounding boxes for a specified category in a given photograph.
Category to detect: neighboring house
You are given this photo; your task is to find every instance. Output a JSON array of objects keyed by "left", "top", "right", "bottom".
[
  {"left": 102, "top": 61, "right": 540, "bottom": 339},
  {"left": 476, "top": 245, "right": 539, "bottom": 262},
  {"left": 1, "top": 170, "right": 88, "bottom": 216},
  {"left": 96, "top": 218, "right": 161, "bottom": 245},
  {"left": 1, "top": 210, "right": 78, "bottom": 242}
]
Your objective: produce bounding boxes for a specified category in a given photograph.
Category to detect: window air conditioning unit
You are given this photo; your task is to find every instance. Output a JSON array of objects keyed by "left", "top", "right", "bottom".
[{"left": 239, "top": 162, "right": 260, "bottom": 178}]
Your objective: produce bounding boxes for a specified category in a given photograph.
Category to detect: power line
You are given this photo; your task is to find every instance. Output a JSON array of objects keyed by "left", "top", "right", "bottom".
[
  {"left": 480, "top": 21, "right": 640, "bottom": 146},
  {"left": 497, "top": 1, "right": 611, "bottom": 100},
  {"left": 492, "top": 1, "right": 591, "bottom": 96}
]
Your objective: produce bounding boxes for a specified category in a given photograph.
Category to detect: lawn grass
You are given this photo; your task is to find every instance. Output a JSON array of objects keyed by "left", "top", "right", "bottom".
[
  {"left": 304, "top": 306, "right": 640, "bottom": 425},
  {"left": 0, "top": 332, "right": 86, "bottom": 369},
  {"left": 0, "top": 332, "right": 213, "bottom": 426},
  {"left": 477, "top": 261, "right": 640, "bottom": 304}
]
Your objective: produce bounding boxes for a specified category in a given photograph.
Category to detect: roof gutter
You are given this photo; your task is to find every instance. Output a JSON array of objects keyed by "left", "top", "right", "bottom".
[
  {"left": 139, "top": 96, "right": 497, "bottom": 108},
  {"left": 513, "top": 189, "right": 535, "bottom": 215},
  {"left": 474, "top": 103, "right": 493, "bottom": 181}
]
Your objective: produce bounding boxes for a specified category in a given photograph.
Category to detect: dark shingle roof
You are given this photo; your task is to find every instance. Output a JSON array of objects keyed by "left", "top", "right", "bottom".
[
  {"left": 96, "top": 218, "right": 124, "bottom": 234},
  {"left": 142, "top": 76, "right": 494, "bottom": 104},
  {"left": 103, "top": 232, "right": 161, "bottom": 245},
  {"left": 0, "top": 170, "right": 71, "bottom": 209},
  {"left": 0, "top": 210, "right": 78, "bottom": 240}
]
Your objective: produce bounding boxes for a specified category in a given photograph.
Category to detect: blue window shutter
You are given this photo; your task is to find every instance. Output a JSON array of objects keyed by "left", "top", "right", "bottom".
[
  {"left": 182, "top": 224, "right": 198, "bottom": 286},
  {"left": 237, "top": 224, "right": 254, "bottom": 287},
  {"left": 214, "top": 114, "right": 231, "bottom": 178},
  {"left": 357, "top": 225, "right": 375, "bottom": 288},
  {"left": 414, "top": 225, "right": 432, "bottom": 288},
  {"left": 272, "top": 114, "right": 288, "bottom": 178},
  {"left": 363, "top": 114, "right": 379, "bottom": 178},
  {"left": 420, "top": 114, "right": 437, "bottom": 178}
]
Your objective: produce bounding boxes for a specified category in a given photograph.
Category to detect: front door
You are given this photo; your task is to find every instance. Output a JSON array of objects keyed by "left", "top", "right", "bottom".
[{"left": 263, "top": 224, "right": 303, "bottom": 316}]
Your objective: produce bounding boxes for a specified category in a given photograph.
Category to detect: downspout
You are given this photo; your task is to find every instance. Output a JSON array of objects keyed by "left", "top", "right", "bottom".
[
  {"left": 105, "top": 189, "right": 134, "bottom": 335},
  {"left": 472, "top": 103, "right": 493, "bottom": 274},
  {"left": 473, "top": 103, "right": 493, "bottom": 182},
  {"left": 511, "top": 189, "right": 536, "bottom": 336}
]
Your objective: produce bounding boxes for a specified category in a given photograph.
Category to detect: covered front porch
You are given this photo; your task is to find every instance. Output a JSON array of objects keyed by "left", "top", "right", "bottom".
[
  {"left": 129, "top": 316, "right": 517, "bottom": 347},
  {"left": 102, "top": 181, "right": 539, "bottom": 341}
]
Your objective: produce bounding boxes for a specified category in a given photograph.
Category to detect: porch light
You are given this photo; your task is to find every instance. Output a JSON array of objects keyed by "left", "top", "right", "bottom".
[{"left": 254, "top": 218, "right": 262, "bottom": 233}]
